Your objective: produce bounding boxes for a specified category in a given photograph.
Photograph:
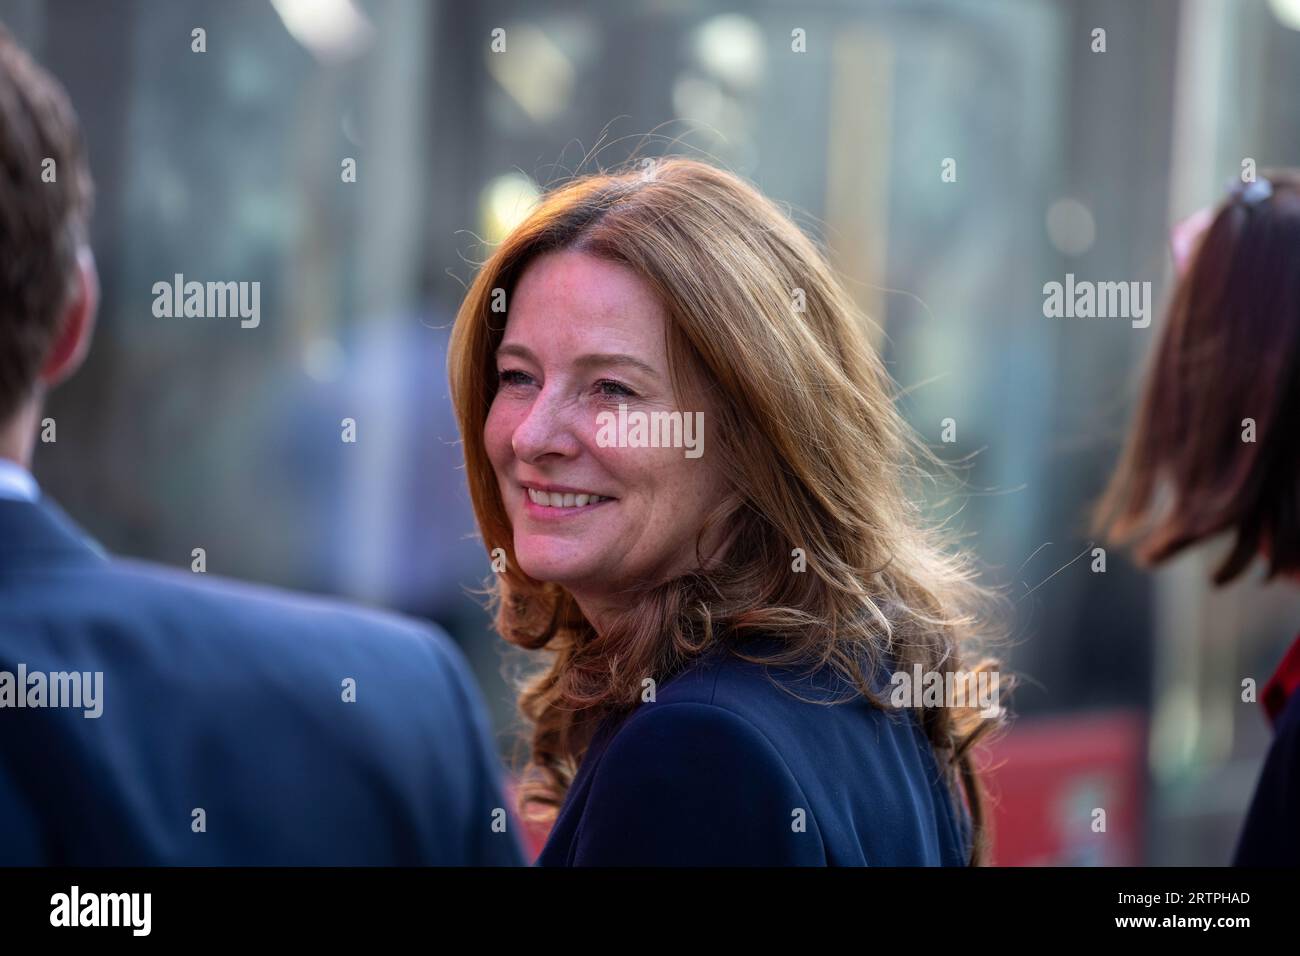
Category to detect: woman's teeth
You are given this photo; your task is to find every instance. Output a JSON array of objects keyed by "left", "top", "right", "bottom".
[{"left": 527, "top": 488, "right": 609, "bottom": 508}]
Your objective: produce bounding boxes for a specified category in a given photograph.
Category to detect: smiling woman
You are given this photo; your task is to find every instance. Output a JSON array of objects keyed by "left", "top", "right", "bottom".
[
  {"left": 447, "top": 157, "right": 1008, "bottom": 866},
  {"left": 482, "top": 248, "right": 731, "bottom": 626}
]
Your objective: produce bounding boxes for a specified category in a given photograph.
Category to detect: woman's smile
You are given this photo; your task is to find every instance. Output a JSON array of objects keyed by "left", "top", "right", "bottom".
[{"left": 521, "top": 482, "right": 617, "bottom": 518}]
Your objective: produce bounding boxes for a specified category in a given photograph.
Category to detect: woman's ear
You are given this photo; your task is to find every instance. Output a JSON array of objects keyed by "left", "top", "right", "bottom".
[{"left": 39, "top": 245, "right": 99, "bottom": 388}]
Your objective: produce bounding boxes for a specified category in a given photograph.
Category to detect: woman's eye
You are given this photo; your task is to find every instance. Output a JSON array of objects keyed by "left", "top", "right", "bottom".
[
  {"left": 595, "top": 379, "right": 637, "bottom": 399},
  {"left": 497, "top": 369, "right": 534, "bottom": 387}
]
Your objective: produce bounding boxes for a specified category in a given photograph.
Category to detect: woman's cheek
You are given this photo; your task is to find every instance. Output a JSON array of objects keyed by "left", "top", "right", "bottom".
[{"left": 484, "top": 405, "right": 514, "bottom": 462}]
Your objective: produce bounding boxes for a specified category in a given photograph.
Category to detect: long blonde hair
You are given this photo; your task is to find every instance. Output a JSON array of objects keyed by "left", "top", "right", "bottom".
[{"left": 448, "top": 158, "right": 1008, "bottom": 864}]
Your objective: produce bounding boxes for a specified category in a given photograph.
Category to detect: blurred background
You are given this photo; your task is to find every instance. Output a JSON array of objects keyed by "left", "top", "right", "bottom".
[{"left": 5, "top": 0, "right": 1299, "bottom": 864}]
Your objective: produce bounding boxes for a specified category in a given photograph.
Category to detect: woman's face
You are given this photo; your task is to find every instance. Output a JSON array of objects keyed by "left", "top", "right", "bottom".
[{"left": 485, "top": 249, "right": 729, "bottom": 618}]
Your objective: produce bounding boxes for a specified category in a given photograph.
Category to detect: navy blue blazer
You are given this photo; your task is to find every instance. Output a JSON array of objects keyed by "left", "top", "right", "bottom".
[
  {"left": 536, "top": 642, "right": 973, "bottom": 866},
  {"left": 0, "top": 496, "right": 524, "bottom": 866}
]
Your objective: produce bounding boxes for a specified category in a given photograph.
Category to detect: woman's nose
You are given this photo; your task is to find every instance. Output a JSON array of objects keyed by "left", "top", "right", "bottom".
[{"left": 510, "top": 388, "right": 582, "bottom": 462}]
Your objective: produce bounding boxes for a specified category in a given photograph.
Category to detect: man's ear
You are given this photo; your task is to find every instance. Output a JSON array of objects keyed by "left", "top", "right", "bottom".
[{"left": 38, "top": 245, "right": 99, "bottom": 388}]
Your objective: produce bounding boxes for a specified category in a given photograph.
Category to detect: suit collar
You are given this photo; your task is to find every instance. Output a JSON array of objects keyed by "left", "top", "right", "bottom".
[{"left": 0, "top": 496, "right": 108, "bottom": 571}]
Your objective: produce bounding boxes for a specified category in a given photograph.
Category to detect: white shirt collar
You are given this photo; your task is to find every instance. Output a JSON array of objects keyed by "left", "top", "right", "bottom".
[{"left": 0, "top": 458, "right": 39, "bottom": 503}]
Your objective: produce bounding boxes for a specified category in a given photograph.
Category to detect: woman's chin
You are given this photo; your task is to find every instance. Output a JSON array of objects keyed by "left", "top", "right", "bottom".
[{"left": 515, "top": 554, "right": 603, "bottom": 590}]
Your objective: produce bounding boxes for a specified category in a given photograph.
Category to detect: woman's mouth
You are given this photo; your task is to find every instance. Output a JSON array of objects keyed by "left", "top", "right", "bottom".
[{"left": 522, "top": 485, "right": 616, "bottom": 516}]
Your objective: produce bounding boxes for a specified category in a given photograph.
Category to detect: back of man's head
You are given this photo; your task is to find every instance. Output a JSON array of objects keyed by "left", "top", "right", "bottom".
[{"left": 0, "top": 25, "right": 93, "bottom": 425}]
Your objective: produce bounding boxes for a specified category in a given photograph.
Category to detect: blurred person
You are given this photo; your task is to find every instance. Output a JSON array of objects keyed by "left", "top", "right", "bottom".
[
  {"left": 1095, "top": 170, "right": 1300, "bottom": 866},
  {"left": 448, "top": 158, "right": 1008, "bottom": 866},
  {"left": 0, "top": 26, "right": 522, "bottom": 866}
]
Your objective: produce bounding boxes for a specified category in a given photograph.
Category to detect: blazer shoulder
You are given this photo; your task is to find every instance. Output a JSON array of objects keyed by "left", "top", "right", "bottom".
[
  {"left": 90, "top": 556, "right": 462, "bottom": 664},
  {"left": 572, "top": 701, "right": 826, "bottom": 865},
  {"left": 1, "top": 557, "right": 525, "bottom": 865},
  {"left": 640, "top": 644, "right": 972, "bottom": 866},
  {"left": 654, "top": 642, "right": 897, "bottom": 731},
  {"left": 10, "top": 555, "right": 489, "bottom": 747}
]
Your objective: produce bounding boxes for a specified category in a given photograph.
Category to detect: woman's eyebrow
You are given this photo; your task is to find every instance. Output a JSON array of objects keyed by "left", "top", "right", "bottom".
[
  {"left": 495, "top": 342, "right": 536, "bottom": 363},
  {"left": 574, "top": 353, "right": 660, "bottom": 379},
  {"left": 495, "top": 343, "right": 660, "bottom": 379}
]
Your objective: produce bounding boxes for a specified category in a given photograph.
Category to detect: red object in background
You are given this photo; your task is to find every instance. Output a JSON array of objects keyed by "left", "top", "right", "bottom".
[{"left": 982, "top": 710, "right": 1147, "bottom": 866}]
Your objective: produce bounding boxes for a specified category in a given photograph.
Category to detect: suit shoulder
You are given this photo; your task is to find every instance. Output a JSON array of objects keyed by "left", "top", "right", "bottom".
[
  {"left": 615, "top": 697, "right": 781, "bottom": 747},
  {"left": 575, "top": 700, "right": 824, "bottom": 864},
  {"left": 599, "top": 699, "right": 805, "bottom": 801},
  {"left": 655, "top": 643, "right": 886, "bottom": 724},
  {"left": 35, "top": 555, "right": 472, "bottom": 679}
]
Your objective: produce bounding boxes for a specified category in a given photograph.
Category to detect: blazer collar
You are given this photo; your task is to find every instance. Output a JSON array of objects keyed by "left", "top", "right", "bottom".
[{"left": 0, "top": 496, "right": 108, "bottom": 572}]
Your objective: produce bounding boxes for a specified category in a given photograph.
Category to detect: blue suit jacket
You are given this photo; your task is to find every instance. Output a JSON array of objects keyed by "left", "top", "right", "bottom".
[
  {"left": 536, "top": 642, "right": 973, "bottom": 866},
  {"left": 0, "top": 497, "right": 524, "bottom": 866}
]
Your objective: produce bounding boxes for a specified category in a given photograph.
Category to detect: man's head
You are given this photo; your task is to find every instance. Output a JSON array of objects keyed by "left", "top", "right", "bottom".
[{"left": 0, "top": 25, "right": 97, "bottom": 462}]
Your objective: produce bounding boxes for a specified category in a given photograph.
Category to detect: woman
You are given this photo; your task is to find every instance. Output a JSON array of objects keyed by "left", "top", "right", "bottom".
[
  {"left": 1094, "top": 170, "right": 1300, "bottom": 865},
  {"left": 448, "top": 158, "right": 1006, "bottom": 865}
]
